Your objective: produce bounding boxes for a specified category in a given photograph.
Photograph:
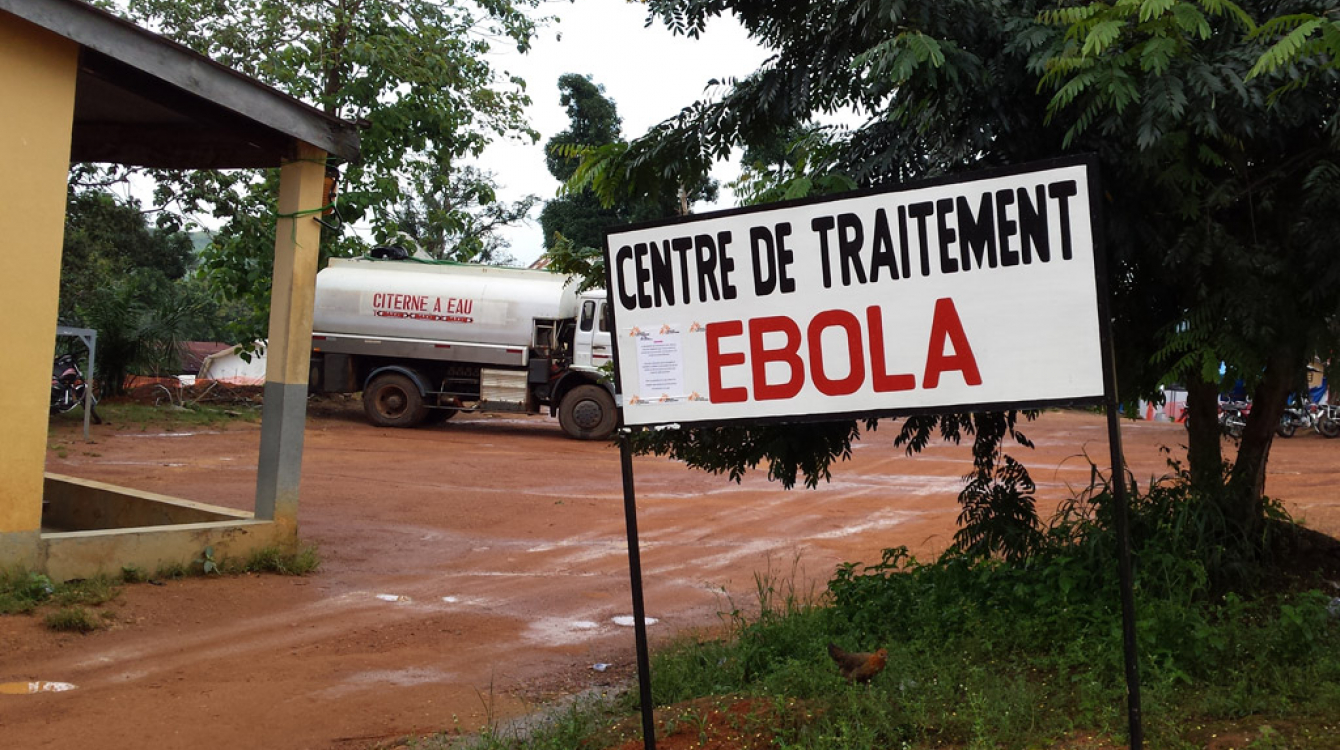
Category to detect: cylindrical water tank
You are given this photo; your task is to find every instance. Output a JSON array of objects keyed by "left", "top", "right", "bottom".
[{"left": 313, "top": 258, "right": 579, "bottom": 348}]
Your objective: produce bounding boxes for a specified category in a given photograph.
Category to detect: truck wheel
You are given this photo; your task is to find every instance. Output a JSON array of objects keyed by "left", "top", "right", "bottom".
[
  {"left": 363, "top": 374, "right": 428, "bottom": 428},
  {"left": 559, "top": 384, "right": 616, "bottom": 440}
]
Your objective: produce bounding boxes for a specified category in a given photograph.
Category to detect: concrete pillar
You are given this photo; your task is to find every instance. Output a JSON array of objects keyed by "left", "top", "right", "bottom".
[
  {"left": 0, "top": 14, "right": 79, "bottom": 567},
  {"left": 255, "top": 143, "right": 327, "bottom": 530}
]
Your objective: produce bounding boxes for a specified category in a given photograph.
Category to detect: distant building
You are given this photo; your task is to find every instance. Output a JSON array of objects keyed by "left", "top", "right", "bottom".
[{"left": 178, "top": 342, "right": 234, "bottom": 375}]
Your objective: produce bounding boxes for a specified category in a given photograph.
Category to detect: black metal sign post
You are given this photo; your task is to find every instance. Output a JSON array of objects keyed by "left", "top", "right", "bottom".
[
  {"left": 1104, "top": 392, "right": 1143, "bottom": 748},
  {"left": 617, "top": 430, "right": 658, "bottom": 750},
  {"left": 1091, "top": 166, "right": 1143, "bottom": 750}
]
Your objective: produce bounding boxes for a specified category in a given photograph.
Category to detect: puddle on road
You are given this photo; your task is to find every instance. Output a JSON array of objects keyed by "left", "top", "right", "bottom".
[
  {"left": 438, "top": 595, "right": 494, "bottom": 606},
  {"left": 119, "top": 431, "right": 221, "bottom": 438},
  {"left": 612, "top": 615, "right": 658, "bottom": 627},
  {"left": 345, "top": 667, "right": 450, "bottom": 687},
  {"left": 0, "top": 681, "right": 77, "bottom": 694},
  {"left": 94, "top": 460, "right": 190, "bottom": 467},
  {"left": 820, "top": 475, "right": 968, "bottom": 495},
  {"left": 524, "top": 618, "right": 608, "bottom": 646},
  {"left": 375, "top": 593, "right": 411, "bottom": 603},
  {"left": 811, "top": 511, "right": 920, "bottom": 540},
  {"left": 317, "top": 668, "right": 454, "bottom": 698}
]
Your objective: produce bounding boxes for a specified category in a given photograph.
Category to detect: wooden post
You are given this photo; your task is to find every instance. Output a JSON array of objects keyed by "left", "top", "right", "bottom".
[{"left": 255, "top": 143, "right": 327, "bottom": 530}]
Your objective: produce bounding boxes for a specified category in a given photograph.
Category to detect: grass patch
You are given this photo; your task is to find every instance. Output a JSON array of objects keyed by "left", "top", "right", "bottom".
[
  {"left": 154, "top": 561, "right": 189, "bottom": 580},
  {"left": 410, "top": 693, "right": 628, "bottom": 749},
  {"left": 120, "top": 565, "right": 148, "bottom": 584},
  {"left": 0, "top": 569, "right": 57, "bottom": 615},
  {"left": 154, "top": 544, "right": 322, "bottom": 578},
  {"left": 1, "top": 569, "right": 122, "bottom": 633},
  {"left": 0, "top": 570, "right": 120, "bottom": 614},
  {"left": 3, "top": 545, "right": 320, "bottom": 634},
  {"left": 158, "top": 544, "right": 322, "bottom": 577},
  {"left": 236, "top": 544, "right": 322, "bottom": 576},
  {"left": 43, "top": 606, "right": 106, "bottom": 633},
  {"left": 51, "top": 576, "right": 122, "bottom": 608},
  {"left": 49, "top": 400, "right": 261, "bottom": 433}
]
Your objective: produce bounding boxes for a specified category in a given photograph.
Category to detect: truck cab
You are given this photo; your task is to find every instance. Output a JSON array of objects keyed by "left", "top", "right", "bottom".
[
  {"left": 570, "top": 292, "right": 613, "bottom": 373},
  {"left": 546, "top": 289, "right": 616, "bottom": 439}
]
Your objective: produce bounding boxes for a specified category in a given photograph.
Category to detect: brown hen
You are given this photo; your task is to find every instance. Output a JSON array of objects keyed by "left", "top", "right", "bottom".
[{"left": 827, "top": 643, "right": 888, "bottom": 683}]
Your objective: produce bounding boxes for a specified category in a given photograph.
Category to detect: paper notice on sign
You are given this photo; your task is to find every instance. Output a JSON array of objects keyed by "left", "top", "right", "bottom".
[{"left": 632, "top": 326, "right": 685, "bottom": 403}]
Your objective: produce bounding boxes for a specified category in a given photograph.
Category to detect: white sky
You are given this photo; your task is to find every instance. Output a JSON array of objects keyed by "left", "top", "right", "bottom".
[{"left": 476, "top": 0, "right": 770, "bottom": 265}]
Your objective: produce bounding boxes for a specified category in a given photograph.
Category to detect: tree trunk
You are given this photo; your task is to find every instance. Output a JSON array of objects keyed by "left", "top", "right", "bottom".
[
  {"left": 322, "top": 0, "right": 356, "bottom": 114},
  {"left": 1183, "top": 373, "right": 1224, "bottom": 492},
  {"left": 1226, "top": 344, "right": 1304, "bottom": 536}
]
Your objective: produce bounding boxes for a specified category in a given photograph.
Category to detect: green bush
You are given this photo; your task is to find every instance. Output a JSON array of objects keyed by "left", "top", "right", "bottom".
[
  {"left": 0, "top": 570, "right": 56, "bottom": 614},
  {"left": 43, "top": 606, "right": 104, "bottom": 633},
  {"left": 240, "top": 544, "right": 321, "bottom": 576},
  {"left": 637, "top": 473, "right": 1340, "bottom": 748}
]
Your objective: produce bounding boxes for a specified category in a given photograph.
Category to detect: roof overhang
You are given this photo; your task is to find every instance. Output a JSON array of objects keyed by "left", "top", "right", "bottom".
[{"left": 0, "top": 0, "right": 360, "bottom": 168}]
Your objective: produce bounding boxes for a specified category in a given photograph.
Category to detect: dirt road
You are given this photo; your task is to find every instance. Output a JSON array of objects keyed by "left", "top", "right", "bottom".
[{"left": 4, "top": 407, "right": 1338, "bottom": 749}]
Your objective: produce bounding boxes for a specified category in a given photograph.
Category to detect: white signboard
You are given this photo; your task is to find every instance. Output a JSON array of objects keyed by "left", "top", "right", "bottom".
[{"left": 604, "top": 158, "right": 1106, "bottom": 428}]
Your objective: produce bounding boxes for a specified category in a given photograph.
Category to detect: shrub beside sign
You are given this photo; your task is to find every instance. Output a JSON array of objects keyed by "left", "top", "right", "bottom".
[{"left": 603, "top": 157, "right": 1105, "bottom": 428}]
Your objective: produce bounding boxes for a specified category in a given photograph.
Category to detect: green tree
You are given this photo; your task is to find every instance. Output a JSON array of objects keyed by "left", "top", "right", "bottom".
[
  {"left": 59, "top": 190, "right": 192, "bottom": 321},
  {"left": 1039, "top": 0, "right": 1340, "bottom": 534},
  {"left": 116, "top": 0, "right": 544, "bottom": 339},
  {"left": 540, "top": 73, "right": 718, "bottom": 287},
  {"left": 727, "top": 125, "right": 857, "bottom": 206},
  {"left": 541, "top": 74, "right": 652, "bottom": 253},
  {"left": 60, "top": 190, "right": 221, "bottom": 394},
  {"left": 545, "top": 74, "right": 624, "bottom": 184},
  {"left": 577, "top": 0, "right": 1340, "bottom": 552},
  {"left": 391, "top": 166, "right": 537, "bottom": 264}
]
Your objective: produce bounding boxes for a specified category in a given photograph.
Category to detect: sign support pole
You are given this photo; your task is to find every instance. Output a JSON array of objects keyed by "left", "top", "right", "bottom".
[
  {"left": 1090, "top": 159, "right": 1142, "bottom": 750},
  {"left": 618, "top": 430, "right": 657, "bottom": 750},
  {"left": 1103, "top": 395, "right": 1143, "bottom": 749}
]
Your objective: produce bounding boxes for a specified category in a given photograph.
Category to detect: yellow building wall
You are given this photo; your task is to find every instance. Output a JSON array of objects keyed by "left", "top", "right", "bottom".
[{"left": 0, "top": 14, "right": 79, "bottom": 535}]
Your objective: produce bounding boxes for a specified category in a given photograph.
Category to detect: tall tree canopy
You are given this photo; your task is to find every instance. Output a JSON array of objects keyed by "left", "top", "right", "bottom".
[
  {"left": 579, "top": 0, "right": 1340, "bottom": 552},
  {"left": 540, "top": 73, "right": 718, "bottom": 289},
  {"left": 540, "top": 74, "right": 629, "bottom": 252},
  {"left": 541, "top": 73, "right": 719, "bottom": 248},
  {"left": 114, "top": 0, "right": 544, "bottom": 340},
  {"left": 60, "top": 190, "right": 192, "bottom": 323},
  {"left": 60, "top": 191, "right": 232, "bottom": 393}
]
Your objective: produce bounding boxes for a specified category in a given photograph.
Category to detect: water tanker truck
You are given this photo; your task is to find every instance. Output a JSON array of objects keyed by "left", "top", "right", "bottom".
[{"left": 308, "top": 257, "right": 616, "bottom": 439}]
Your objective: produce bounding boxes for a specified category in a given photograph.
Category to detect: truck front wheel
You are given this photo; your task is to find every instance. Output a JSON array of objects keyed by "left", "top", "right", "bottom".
[
  {"left": 558, "top": 384, "right": 616, "bottom": 440},
  {"left": 363, "top": 374, "right": 429, "bottom": 428}
]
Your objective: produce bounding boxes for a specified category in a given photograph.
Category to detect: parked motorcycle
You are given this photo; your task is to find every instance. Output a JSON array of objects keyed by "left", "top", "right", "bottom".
[
  {"left": 50, "top": 353, "right": 96, "bottom": 416},
  {"left": 1218, "top": 400, "right": 1250, "bottom": 437},
  {"left": 1275, "top": 403, "right": 1315, "bottom": 438},
  {"left": 1316, "top": 403, "right": 1340, "bottom": 438}
]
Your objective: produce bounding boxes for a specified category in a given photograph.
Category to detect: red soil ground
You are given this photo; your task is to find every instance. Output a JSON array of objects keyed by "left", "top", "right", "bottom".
[{"left": 3, "top": 406, "right": 1338, "bottom": 749}]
